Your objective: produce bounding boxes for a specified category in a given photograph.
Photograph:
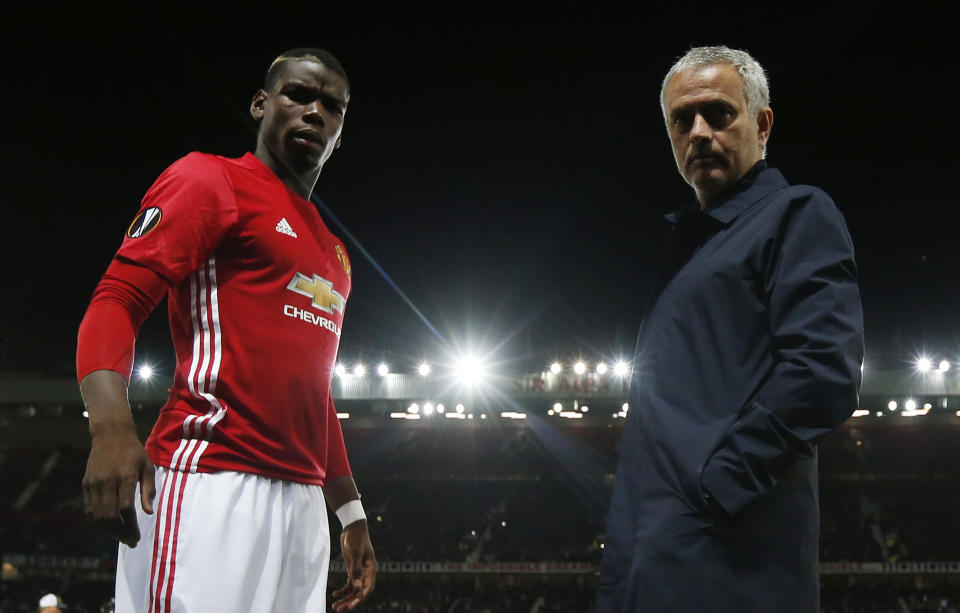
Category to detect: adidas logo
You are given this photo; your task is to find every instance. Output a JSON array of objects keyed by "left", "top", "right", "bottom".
[{"left": 276, "top": 218, "right": 298, "bottom": 238}]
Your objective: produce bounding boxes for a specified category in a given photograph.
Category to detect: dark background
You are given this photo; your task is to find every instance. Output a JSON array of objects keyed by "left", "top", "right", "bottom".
[{"left": 2, "top": 2, "right": 954, "bottom": 378}]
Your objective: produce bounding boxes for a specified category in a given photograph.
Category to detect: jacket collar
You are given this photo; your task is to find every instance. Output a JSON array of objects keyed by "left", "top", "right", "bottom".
[{"left": 665, "top": 161, "right": 788, "bottom": 226}]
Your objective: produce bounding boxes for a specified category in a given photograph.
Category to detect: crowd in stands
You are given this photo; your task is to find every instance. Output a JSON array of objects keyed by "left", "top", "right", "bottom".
[{"left": 2, "top": 419, "right": 960, "bottom": 611}]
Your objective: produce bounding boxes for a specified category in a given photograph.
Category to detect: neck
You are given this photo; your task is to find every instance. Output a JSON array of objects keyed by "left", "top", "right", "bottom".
[{"left": 254, "top": 144, "right": 322, "bottom": 200}]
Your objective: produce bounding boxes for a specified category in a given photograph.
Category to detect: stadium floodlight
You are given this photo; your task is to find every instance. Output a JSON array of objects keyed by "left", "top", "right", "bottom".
[
  {"left": 454, "top": 355, "right": 485, "bottom": 385},
  {"left": 581, "top": 405, "right": 589, "bottom": 412},
  {"left": 436, "top": 404, "right": 445, "bottom": 413},
  {"left": 335, "top": 364, "right": 347, "bottom": 377},
  {"left": 377, "top": 363, "right": 389, "bottom": 377},
  {"left": 82, "top": 410, "right": 89, "bottom": 418},
  {"left": 407, "top": 403, "right": 420, "bottom": 414},
  {"left": 480, "top": 414, "right": 487, "bottom": 419},
  {"left": 905, "top": 399, "right": 917, "bottom": 411},
  {"left": 467, "top": 414, "right": 474, "bottom": 419},
  {"left": 137, "top": 364, "right": 154, "bottom": 381},
  {"left": 389, "top": 412, "right": 407, "bottom": 419},
  {"left": 423, "top": 403, "right": 434, "bottom": 416},
  {"left": 336, "top": 412, "right": 350, "bottom": 419},
  {"left": 917, "top": 357, "right": 932, "bottom": 373},
  {"left": 354, "top": 364, "right": 366, "bottom": 377},
  {"left": 574, "top": 361, "right": 586, "bottom": 375},
  {"left": 550, "top": 362, "right": 562, "bottom": 375},
  {"left": 923, "top": 403, "right": 933, "bottom": 410},
  {"left": 851, "top": 409, "right": 870, "bottom": 418},
  {"left": 876, "top": 411, "right": 883, "bottom": 417},
  {"left": 456, "top": 403, "right": 465, "bottom": 414},
  {"left": 622, "top": 403, "right": 629, "bottom": 412},
  {"left": 887, "top": 400, "right": 897, "bottom": 411},
  {"left": 614, "top": 361, "right": 629, "bottom": 377},
  {"left": 940, "top": 360, "right": 951, "bottom": 372},
  {"left": 501, "top": 521, "right": 507, "bottom": 527},
  {"left": 418, "top": 363, "right": 431, "bottom": 377},
  {"left": 596, "top": 363, "right": 608, "bottom": 375},
  {"left": 553, "top": 402, "right": 562, "bottom": 412}
]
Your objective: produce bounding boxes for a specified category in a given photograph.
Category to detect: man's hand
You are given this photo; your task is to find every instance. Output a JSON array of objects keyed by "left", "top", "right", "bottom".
[
  {"left": 80, "top": 370, "right": 156, "bottom": 548},
  {"left": 331, "top": 520, "right": 377, "bottom": 611},
  {"left": 83, "top": 425, "right": 156, "bottom": 547}
]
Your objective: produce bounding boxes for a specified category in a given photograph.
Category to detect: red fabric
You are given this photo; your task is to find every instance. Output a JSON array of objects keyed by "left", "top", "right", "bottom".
[
  {"left": 76, "top": 259, "right": 169, "bottom": 381},
  {"left": 78, "top": 152, "right": 352, "bottom": 485}
]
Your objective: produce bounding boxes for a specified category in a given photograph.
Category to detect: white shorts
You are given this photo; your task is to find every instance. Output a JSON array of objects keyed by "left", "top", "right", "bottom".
[{"left": 116, "top": 467, "right": 330, "bottom": 613}]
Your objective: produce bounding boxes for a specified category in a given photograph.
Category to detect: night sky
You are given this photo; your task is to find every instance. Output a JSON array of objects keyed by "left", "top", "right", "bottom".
[{"left": 3, "top": 4, "right": 955, "bottom": 379}]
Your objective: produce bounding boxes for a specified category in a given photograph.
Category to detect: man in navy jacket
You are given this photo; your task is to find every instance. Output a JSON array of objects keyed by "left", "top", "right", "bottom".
[{"left": 596, "top": 46, "right": 864, "bottom": 612}]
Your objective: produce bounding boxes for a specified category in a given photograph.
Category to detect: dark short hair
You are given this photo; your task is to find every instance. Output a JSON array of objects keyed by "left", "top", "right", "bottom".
[{"left": 265, "top": 48, "right": 349, "bottom": 92}]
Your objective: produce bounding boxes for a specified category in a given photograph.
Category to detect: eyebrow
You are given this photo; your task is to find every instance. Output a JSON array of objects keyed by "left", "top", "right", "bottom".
[{"left": 283, "top": 80, "right": 349, "bottom": 107}]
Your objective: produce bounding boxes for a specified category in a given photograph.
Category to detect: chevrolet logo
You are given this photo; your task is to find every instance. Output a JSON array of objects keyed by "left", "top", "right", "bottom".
[{"left": 286, "top": 273, "right": 345, "bottom": 315}]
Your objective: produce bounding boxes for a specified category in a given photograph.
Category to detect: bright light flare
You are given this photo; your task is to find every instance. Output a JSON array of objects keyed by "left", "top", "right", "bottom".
[
  {"left": 454, "top": 356, "right": 486, "bottom": 384},
  {"left": 917, "top": 357, "right": 932, "bottom": 373},
  {"left": 614, "top": 361, "right": 629, "bottom": 377},
  {"left": 574, "top": 361, "right": 586, "bottom": 375},
  {"left": 418, "top": 363, "right": 431, "bottom": 376},
  {"left": 137, "top": 364, "right": 154, "bottom": 381},
  {"left": 335, "top": 364, "right": 347, "bottom": 377},
  {"left": 905, "top": 399, "right": 917, "bottom": 411},
  {"left": 354, "top": 364, "right": 366, "bottom": 377},
  {"left": 550, "top": 362, "right": 562, "bottom": 375},
  {"left": 596, "top": 363, "right": 608, "bottom": 375},
  {"left": 887, "top": 400, "right": 898, "bottom": 411},
  {"left": 377, "top": 363, "right": 389, "bottom": 377},
  {"left": 940, "top": 360, "right": 950, "bottom": 372}
]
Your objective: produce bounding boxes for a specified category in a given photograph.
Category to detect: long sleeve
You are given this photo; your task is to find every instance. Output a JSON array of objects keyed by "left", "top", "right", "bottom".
[
  {"left": 76, "top": 258, "right": 170, "bottom": 381},
  {"left": 699, "top": 190, "right": 864, "bottom": 516},
  {"left": 324, "top": 390, "right": 353, "bottom": 483}
]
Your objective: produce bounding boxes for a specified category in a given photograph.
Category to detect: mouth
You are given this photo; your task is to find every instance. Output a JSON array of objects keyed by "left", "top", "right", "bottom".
[
  {"left": 291, "top": 130, "right": 327, "bottom": 148},
  {"left": 688, "top": 154, "right": 724, "bottom": 168}
]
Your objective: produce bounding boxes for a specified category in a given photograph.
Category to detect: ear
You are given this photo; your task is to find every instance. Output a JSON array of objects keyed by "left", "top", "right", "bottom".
[
  {"left": 334, "top": 136, "right": 342, "bottom": 150},
  {"left": 250, "top": 89, "right": 268, "bottom": 122},
  {"left": 756, "top": 106, "right": 773, "bottom": 151}
]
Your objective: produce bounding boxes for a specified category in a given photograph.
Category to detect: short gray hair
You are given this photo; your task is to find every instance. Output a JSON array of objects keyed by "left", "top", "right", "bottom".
[{"left": 660, "top": 45, "right": 770, "bottom": 121}]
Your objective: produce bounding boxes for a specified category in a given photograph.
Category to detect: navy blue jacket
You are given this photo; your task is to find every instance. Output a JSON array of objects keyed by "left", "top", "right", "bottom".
[{"left": 597, "top": 164, "right": 864, "bottom": 612}]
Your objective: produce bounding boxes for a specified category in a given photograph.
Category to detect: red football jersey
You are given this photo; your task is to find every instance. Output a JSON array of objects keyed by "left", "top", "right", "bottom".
[{"left": 112, "top": 152, "right": 352, "bottom": 485}]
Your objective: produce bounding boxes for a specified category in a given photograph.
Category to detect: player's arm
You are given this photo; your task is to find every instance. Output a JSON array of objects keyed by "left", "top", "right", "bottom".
[
  {"left": 698, "top": 191, "right": 864, "bottom": 518},
  {"left": 323, "top": 394, "right": 376, "bottom": 611},
  {"left": 325, "top": 475, "right": 376, "bottom": 612},
  {"left": 77, "top": 260, "right": 170, "bottom": 547}
]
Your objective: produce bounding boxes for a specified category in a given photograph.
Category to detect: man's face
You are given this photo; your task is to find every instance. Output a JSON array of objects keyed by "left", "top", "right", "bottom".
[
  {"left": 663, "top": 63, "right": 772, "bottom": 205},
  {"left": 251, "top": 60, "right": 349, "bottom": 174}
]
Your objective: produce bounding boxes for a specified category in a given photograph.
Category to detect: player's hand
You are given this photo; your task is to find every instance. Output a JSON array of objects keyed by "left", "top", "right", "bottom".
[
  {"left": 331, "top": 519, "right": 376, "bottom": 611},
  {"left": 82, "top": 424, "right": 155, "bottom": 548}
]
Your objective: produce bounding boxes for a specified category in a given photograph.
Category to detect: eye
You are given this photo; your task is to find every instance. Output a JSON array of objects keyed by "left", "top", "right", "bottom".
[
  {"left": 322, "top": 97, "right": 346, "bottom": 116},
  {"left": 703, "top": 105, "right": 735, "bottom": 129},
  {"left": 283, "top": 86, "right": 315, "bottom": 105},
  {"left": 671, "top": 110, "right": 693, "bottom": 132}
]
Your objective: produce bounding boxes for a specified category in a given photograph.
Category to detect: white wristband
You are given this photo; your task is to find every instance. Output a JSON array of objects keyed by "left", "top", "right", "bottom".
[{"left": 335, "top": 499, "right": 366, "bottom": 528}]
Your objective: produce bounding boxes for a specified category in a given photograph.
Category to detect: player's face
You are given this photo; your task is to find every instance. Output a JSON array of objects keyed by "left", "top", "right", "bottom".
[
  {"left": 664, "top": 63, "right": 772, "bottom": 205},
  {"left": 251, "top": 60, "right": 349, "bottom": 173}
]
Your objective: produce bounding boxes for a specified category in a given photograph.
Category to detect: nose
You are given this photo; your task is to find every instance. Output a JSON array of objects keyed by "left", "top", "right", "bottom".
[
  {"left": 303, "top": 101, "right": 326, "bottom": 126},
  {"left": 689, "top": 113, "right": 712, "bottom": 144}
]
